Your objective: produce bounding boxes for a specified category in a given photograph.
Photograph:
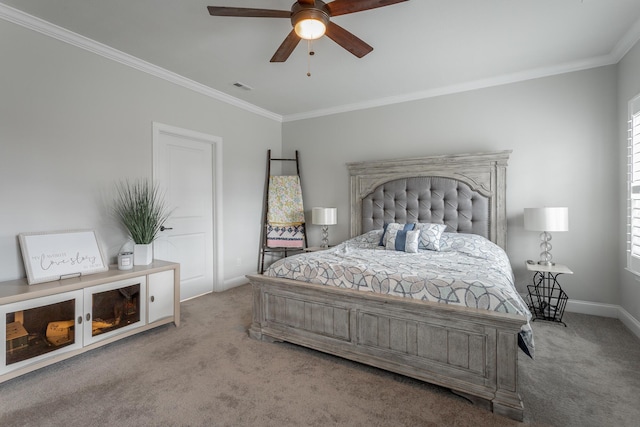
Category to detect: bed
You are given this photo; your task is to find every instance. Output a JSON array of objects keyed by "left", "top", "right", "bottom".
[{"left": 246, "top": 150, "right": 528, "bottom": 421}]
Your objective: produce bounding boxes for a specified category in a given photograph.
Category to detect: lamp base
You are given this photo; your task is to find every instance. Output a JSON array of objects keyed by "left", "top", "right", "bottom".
[
  {"left": 538, "top": 231, "right": 554, "bottom": 266},
  {"left": 320, "top": 225, "right": 329, "bottom": 249}
]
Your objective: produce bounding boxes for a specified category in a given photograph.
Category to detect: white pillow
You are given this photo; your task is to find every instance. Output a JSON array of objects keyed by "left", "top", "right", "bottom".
[{"left": 414, "top": 223, "right": 447, "bottom": 251}]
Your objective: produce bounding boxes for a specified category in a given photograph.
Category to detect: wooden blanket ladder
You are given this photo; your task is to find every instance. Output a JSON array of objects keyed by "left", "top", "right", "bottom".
[{"left": 259, "top": 149, "right": 307, "bottom": 273}]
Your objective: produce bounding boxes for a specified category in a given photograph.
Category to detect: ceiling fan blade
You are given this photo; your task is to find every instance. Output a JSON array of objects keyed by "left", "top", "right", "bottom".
[
  {"left": 326, "top": 0, "right": 408, "bottom": 17},
  {"left": 207, "top": 6, "right": 291, "bottom": 18},
  {"left": 270, "top": 30, "right": 301, "bottom": 62},
  {"left": 325, "top": 22, "right": 373, "bottom": 58}
]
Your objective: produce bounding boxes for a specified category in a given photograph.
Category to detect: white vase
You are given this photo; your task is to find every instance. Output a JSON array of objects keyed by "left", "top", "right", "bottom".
[{"left": 133, "top": 243, "right": 153, "bottom": 266}]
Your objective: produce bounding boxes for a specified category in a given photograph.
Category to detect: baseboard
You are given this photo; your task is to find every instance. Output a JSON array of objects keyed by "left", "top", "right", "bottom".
[
  {"left": 565, "top": 299, "right": 620, "bottom": 318},
  {"left": 618, "top": 306, "right": 640, "bottom": 339},
  {"left": 220, "top": 274, "right": 252, "bottom": 292},
  {"left": 566, "top": 299, "right": 640, "bottom": 340}
]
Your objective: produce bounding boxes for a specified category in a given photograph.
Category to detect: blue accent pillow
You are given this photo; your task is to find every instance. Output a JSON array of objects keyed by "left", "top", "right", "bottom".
[
  {"left": 379, "top": 222, "right": 415, "bottom": 246},
  {"left": 385, "top": 229, "right": 420, "bottom": 253}
]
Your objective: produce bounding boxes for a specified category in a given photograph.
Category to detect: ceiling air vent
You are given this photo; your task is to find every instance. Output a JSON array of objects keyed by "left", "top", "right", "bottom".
[{"left": 232, "top": 81, "right": 253, "bottom": 91}]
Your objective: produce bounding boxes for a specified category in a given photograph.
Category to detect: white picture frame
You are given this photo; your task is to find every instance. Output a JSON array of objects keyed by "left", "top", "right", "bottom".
[{"left": 18, "top": 229, "right": 108, "bottom": 285}]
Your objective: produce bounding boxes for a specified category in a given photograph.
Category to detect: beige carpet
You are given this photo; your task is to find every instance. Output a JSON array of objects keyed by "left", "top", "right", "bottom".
[{"left": 1, "top": 284, "right": 639, "bottom": 427}]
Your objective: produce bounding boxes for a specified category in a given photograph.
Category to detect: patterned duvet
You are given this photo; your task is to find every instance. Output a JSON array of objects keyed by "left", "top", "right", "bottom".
[{"left": 264, "top": 230, "right": 535, "bottom": 357}]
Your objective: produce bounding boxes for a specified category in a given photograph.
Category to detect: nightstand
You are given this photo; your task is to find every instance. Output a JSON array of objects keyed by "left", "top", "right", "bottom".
[{"left": 525, "top": 261, "right": 573, "bottom": 326}]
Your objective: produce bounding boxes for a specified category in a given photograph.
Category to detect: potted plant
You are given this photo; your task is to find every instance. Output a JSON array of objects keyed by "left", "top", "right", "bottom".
[{"left": 114, "top": 179, "right": 171, "bottom": 265}]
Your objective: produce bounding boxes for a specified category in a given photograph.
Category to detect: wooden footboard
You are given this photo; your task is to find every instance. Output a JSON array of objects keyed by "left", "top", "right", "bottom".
[{"left": 247, "top": 274, "right": 526, "bottom": 421}]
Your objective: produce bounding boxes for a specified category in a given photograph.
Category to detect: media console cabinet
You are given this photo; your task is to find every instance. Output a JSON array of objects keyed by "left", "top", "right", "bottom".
[{"left": 0, "top": 260, "right": 179, "bottom": 383}]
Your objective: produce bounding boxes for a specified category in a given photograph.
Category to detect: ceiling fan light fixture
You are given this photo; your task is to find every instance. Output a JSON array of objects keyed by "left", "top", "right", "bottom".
[
  {"left": 292, "top": 6, "right": 330, "bottom": 40},
  {"left": 295, "top": 18, "right": 326, "bottom": 40}
]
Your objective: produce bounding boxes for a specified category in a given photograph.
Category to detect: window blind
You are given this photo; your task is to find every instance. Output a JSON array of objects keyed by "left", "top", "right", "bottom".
[{"left": 627, "top": 95, "right": 640, "bottom": 274}]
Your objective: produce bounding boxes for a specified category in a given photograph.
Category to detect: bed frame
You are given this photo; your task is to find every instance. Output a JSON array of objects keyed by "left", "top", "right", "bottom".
[{"left": 246, "top": 150, "right": 526, "bottom": 421}]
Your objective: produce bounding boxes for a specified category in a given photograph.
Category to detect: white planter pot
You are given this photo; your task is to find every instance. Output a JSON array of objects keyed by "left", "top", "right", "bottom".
[{"left": 133, "top": 243, "right": 153, "bottom": 265}]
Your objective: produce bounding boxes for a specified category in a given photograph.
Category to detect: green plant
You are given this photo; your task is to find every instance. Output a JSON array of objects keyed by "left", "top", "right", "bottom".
[{"left": 114, "top": 180, "right": 171, "bottom": 244}]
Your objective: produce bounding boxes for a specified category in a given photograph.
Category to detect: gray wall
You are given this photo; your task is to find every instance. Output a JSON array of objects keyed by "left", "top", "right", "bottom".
[
  {"left": 283, "top": 66, "right": 620, "bottom": 307},
  {"left": 618, "top": 41, "right": 640, "bottom": 322},
  {"left": 2, "top": 13, "right": 638, "bottom": 320},
  {"left": 0, "top": 19, "right": 281, "bottom": 288}
]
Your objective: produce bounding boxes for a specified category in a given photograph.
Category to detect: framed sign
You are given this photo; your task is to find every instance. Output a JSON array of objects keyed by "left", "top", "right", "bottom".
[{"left": 18, "top": 230, "right": 108, "bottom": 285}]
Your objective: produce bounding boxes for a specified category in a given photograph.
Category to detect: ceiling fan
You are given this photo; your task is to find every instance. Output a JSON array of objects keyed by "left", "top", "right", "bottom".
[{"left": 207, "top": 0, "right": 408, "bottom": 62}]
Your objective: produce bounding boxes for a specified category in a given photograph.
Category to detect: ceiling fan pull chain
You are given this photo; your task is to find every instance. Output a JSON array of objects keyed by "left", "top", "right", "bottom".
[{"left": 307, "top": 39, "right": 314, "bottom": 77}]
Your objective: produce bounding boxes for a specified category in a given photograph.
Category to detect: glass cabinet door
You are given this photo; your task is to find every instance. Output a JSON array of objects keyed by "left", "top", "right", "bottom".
[
  {"left": 2, "top": 290, "right": 83, "bottom": 374},
  {"left": 83, "top": 276, "right": 146, "bottom": 345}
]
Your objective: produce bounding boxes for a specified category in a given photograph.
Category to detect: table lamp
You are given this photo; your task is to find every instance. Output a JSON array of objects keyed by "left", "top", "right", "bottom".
[
  {"left": 312, "top": 207, "right": 337, "bottom": 248},
  {"left": 524, "top": 207, "right": 569, "bottom": 266}
]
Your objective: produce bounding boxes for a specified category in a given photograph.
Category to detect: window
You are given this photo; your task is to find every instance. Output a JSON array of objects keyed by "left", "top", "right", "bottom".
[{"left": 627, "top": 94, "right": 640, "bottom": 274}]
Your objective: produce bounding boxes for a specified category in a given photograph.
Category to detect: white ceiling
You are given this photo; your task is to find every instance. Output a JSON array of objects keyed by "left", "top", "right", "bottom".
[{"left": 2, "top": 0, "right": 640, "bottom": 121}]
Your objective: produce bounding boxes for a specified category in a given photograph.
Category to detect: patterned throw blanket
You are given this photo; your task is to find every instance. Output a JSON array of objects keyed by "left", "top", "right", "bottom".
[
  {"left": 266, "top": 175, "right": 305, "bottom": 248},
  {"left": 265, "top": 230, "right": 535, "bottom": 357}
]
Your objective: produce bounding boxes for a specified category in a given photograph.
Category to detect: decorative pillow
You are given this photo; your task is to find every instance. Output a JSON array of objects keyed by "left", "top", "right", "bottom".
[
  {"left": 414, "top": 222, "right": 447, "bottom": 251},
  {"left": 379, "top": 222, "right": 415, "bottom": 246},
  {"left": 385, "top": 229, "right": 420, "bottom": 253}
]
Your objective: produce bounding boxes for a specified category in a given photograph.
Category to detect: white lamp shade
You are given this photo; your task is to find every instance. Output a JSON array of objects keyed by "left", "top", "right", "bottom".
[
  {"left": 312, "top": 207, "right": 337, "bottom": 225},
  {"left": 524, "top": 207, "right": 569, "bottom": 232}
]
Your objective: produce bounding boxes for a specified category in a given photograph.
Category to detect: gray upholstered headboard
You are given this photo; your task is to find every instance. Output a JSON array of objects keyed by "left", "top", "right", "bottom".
[
  {"left": 347, "top": 151, "right": 511, "bottom": 249},
  {"left": 360, "top": 176, "right": 490, "bottom": 236}
]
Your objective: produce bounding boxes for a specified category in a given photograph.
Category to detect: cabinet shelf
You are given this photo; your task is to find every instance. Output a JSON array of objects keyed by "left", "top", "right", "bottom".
[
  {"left": 6, "top": 333, "right": 74, "bottom": 366},
  {"left": 1, "top": 261, "right": 179, "bottom": 383}
]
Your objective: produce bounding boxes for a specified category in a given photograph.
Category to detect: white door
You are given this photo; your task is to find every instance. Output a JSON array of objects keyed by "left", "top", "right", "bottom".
[{"left": 152, "top": 123, "right": 221, "bottom": 301}]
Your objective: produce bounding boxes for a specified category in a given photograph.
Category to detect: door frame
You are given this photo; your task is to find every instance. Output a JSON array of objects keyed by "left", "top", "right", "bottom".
[{"left": 152, "top": 122, "right": 224, "bottom": 292}]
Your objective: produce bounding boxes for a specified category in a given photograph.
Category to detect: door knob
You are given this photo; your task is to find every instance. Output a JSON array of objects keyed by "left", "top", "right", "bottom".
[{"left": 160, "top": 226, "right": 173, "bottom": 231}]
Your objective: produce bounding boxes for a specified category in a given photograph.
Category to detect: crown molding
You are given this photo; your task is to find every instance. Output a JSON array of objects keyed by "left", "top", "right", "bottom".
[
  {"left": 3, "top": 3, "right": 640, "bottom": 124},
  {"left": 282, "top": 53, "right": 620, "bottom": 122},
  {"left": 611, "top": 15, "right": 640, "bottom": 62},
  {"left": 0, "top": 3, "right": 283, "bottom": 123},
  {"left": 282, "top": 16, "right": 640, "bottom": 122}
]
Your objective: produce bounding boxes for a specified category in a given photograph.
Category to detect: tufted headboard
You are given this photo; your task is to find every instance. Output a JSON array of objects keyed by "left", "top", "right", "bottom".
[{"left": 347, "top": 151, "right": 511, "bottom": 249}]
